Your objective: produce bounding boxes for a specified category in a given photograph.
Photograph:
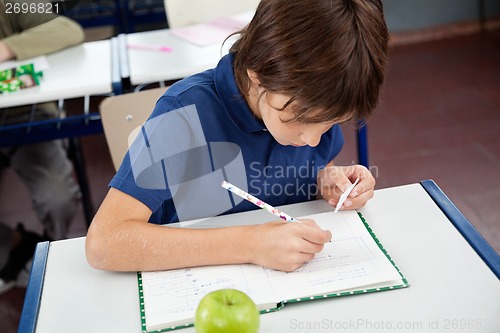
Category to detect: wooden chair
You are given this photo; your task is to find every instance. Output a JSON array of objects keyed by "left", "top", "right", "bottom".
[{"left": 99, "top": 87, "right": 167, "bottom": 171}]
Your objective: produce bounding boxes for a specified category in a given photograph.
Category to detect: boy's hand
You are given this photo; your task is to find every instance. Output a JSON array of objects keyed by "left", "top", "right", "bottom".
[
  {"left": 250, "top": 219, "right": 332, "bottom": 272},
  {"left": 317, "top": 164, "right": 375, "bottom": 210}
]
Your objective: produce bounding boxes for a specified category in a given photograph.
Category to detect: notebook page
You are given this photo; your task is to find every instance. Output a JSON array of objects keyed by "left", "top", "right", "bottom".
[
  {"left": 266, "top": 210, "right": 403, "bottom": 302},
  {"left": 141, "top": 263, "right": 274, "bottom": 331}
]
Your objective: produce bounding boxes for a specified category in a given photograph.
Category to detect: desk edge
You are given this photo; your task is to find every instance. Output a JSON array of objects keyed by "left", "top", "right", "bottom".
[
  {"left": 111, "top": 37, "right": 123, "bottom": 95},
  {"left": 421, "top": 179, "right": 500, "bottom": 279},
  {"left": 18, "top": 241, "right": 50, "bottom": 333}
]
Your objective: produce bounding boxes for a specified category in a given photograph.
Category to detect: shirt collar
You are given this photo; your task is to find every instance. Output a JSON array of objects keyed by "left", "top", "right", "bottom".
[{"left": 214, "top": 53, "right": 266, "bottom": 133}]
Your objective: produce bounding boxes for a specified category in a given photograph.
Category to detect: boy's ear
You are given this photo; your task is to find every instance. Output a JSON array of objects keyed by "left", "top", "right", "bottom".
[{"left": 246, "top": 69, "right": 261, "bottom": 86}]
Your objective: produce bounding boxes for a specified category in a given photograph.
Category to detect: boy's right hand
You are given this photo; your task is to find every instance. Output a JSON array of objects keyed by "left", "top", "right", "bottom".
[{"left": 249, "top": 219, "right": 332, "bottom": 272}]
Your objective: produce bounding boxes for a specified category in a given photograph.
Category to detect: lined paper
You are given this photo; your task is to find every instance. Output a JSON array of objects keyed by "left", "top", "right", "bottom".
[
  {"left": 141, "top": 264, "right": 274, "bottom": 330},
  {"left": 265, "top": 211, "right": 403, "bottom": 301}
]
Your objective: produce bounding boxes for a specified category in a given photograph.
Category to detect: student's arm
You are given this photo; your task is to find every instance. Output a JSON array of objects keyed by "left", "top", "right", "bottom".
[
  {"left": 1, "top": 1, "right": 84, "bottom": 61},
  {"left": 317, "top": 160, "right": 375, "bottom": 210},
  {"left": 0, "top": 40, "right": 15, "bottom": 62},
  {"left": 85, "top": 188, "right": 332, "bottom": 272}
]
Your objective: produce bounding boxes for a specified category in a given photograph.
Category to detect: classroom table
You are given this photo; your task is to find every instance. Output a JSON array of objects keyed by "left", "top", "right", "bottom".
[
  {"left": 122, "top": 28, "right": 236, "bottom": 87},
  {"left": 0, "top": 40, "right": 120, "bottom": 109},
  {"left": 0, "top": 38, "right": 122, "bottom": 146},
  {"left": 19, "top": 180, "right": 500, "bottom": 333},
  {"left": 121, "top": 11, "right": 255, "bottom": 87}
]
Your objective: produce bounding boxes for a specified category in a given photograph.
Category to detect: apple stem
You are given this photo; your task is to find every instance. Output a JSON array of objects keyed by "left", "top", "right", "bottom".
[{"left": 223, "top": 293, "right": 234, "bottom": 306}]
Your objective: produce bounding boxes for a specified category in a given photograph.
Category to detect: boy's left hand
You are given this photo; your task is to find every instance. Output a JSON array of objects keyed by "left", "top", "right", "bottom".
[{"left": 317, "top": 164, "right": 375, "bottom": 210}]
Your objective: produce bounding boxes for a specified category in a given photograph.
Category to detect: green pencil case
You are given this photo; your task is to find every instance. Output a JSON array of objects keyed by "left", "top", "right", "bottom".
[{"left": 0, "top": 63, "right": 43, "bottom": 94}]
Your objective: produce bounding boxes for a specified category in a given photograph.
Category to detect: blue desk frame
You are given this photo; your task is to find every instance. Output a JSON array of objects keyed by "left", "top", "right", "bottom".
[
  {"left": 18, "top": 241, "right": 49, "bottom": 333},
  {"left": 421, "top": 179, "right": 499, "bottom": 277},
  {"left": 357, "top": 121, "right": 369, "bottom": 167}
]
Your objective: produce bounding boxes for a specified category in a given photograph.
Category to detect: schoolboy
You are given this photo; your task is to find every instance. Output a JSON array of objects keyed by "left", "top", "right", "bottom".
[{"left": 86, "top": 0, "right": 388, "bottom": 272}]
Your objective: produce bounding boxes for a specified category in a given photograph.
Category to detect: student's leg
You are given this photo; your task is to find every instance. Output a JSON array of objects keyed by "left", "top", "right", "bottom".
[
  {"left": 0, "top": 222, "right": 13, "bottom": 267},
  {"left": 0, "top": 222, "right": 45, "bottom": 293},
  {"left": 9, "top": 140, "right": 81, "bottom": 240}
]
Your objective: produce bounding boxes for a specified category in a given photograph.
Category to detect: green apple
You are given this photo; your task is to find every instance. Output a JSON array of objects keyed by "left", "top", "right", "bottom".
[{"left": 194, "top": 288, "right": 260, "bottom": 333}]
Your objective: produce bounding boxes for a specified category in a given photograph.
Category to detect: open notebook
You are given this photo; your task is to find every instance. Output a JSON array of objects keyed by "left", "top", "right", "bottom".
[{"left": 137, "top": 210, "right": 408, "bottom": 332}]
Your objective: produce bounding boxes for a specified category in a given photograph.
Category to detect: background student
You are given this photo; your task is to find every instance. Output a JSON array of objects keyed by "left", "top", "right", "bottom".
[{"left": 0, "top": 0, "right": 85, "bottom": 293}]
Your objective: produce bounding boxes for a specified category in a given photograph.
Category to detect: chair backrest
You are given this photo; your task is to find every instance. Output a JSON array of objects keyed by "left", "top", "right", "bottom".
[
  {"left": 99, "top": 87, "right": 167, "bottom": 171},
  {"left": 164, "top": 0, "right": 260, "bottom": 28}
]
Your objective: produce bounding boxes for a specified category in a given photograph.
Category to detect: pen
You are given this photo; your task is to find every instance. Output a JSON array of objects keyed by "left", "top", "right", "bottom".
[
  {"left": 127, "top": 44, "right": 173, "bottom": 52},
  {"left": 221, "top": 180, "right": 300, "bottom": 222},
  {"left": 334, "top": 177, "right": 360, "bottom": 213}
]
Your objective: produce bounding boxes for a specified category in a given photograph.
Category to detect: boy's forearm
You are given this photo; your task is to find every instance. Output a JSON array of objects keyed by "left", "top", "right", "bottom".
[
  {"left": 3, "top": 16, "right": 84, "bottom": 60},
  {"left": 86, "top": 219, "right": 256, "bottom": 272}
]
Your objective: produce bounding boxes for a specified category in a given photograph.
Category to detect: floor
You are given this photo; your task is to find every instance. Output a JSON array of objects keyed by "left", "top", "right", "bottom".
[{"left": 1, "top": 29, "right": 499, "bottom": 333}]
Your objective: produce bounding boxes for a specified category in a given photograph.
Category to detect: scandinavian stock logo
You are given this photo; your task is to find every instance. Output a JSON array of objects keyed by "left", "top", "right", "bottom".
[{"left": 127, "top": 104, "right": 247, "bottom": 221}]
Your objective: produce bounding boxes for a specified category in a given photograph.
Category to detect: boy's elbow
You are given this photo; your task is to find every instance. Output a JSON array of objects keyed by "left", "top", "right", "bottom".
[
  {"left": 58, "top": 16, "right": 85, "bottom": 46},
  {"left": 85, "top": 233, "right": 103, "bottom": 270},
  {"left": 85, "top": 223, "right": 110, "bottom": 270},
  {"left": 67, "top": 23, "right": 85, "bottom": 46},
  {"left": 73, "top": 28, "right": 85, "bottom": 45}
]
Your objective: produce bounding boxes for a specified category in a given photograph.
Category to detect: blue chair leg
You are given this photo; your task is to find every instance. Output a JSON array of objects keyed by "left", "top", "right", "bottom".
[
  {"left": 356, "top": 121, "right": 369, "bottom": 168},
  {"left": 68, "top": 137, "right": 94, "bottom": 227}
]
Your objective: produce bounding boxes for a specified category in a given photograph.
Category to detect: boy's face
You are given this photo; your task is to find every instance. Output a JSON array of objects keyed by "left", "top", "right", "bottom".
[
  {"left": 245, "top": 69, "right": 348, "bottom": 147},
  {"left": 254, "top": 91, "right": 335, "bottom": 147}
]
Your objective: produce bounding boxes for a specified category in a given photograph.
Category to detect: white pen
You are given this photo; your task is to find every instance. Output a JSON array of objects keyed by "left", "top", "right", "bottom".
[
  {"left": 334, "top": 177, "right": 360, "bottom": 213},
  {"left": 221, "top": 181, "right": 300, "bottom": 222}
]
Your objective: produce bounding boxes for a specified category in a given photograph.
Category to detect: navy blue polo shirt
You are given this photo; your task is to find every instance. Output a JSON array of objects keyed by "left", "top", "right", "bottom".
[{"left": 110, "top": 53, "right": 344, "bottom": 224}]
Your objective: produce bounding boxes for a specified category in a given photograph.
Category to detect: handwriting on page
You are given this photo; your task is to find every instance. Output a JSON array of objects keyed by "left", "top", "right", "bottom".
[
  {"left": 140, "top": 210, "right": 404, "bottom": 329},
  {"left": 296, "top": 237, "right": 376, "bottom": 273},
  {"left": 264, "top": 237, "right": 377, "bottom": 285},
  {"left": 141, "top": 263, "right": 275, "bottom": 328},
  {"left": 264, "top": 211, "right": 392, "bottom": 300},
  {"left": 142, "top": 266, "right": 253, "bottom": 327}
]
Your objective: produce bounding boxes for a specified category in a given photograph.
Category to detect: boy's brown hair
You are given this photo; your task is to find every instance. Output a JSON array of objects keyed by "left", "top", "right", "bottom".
[{"left": 230, "top": 0, "right": 389, "bottom": 123}]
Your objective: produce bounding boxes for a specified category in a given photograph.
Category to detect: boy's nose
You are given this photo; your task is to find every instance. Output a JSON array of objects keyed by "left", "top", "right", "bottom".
[{"left": 301, "top": 132, "right": 321, "bottom": 147}]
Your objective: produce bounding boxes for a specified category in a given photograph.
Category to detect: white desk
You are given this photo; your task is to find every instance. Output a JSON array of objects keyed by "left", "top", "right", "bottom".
[
  {"left": 0, "top": 40, "right": 116, "bottom": 109},
  {"left": 122, "top": 11, "right": 257, "bottom": 86},
  {"left": 123, "top": 29, "right": 237, "bottom": 86},
  {"left": 21, "top": 181, "right": 500, "bottom": 333}
]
